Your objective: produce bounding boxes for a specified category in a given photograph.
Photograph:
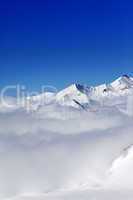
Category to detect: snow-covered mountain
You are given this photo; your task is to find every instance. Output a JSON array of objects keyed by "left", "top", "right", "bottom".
[
  {"left": 90, "top": 75, "right": 133, "bottom": 97},
  {"left": 0, "top": 75, "right": 133, "bottom": 115},
  {"left": 24, "top": 75, "right": 133, "bottom": 112}
]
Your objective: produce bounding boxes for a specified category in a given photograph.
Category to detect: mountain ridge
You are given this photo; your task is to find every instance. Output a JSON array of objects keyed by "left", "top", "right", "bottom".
[
  {"left": 23, "top": 74, "right": 133, "bottom": 112},
  {"left": 1, "top": 75, "right": 133, "bottom": 112}
]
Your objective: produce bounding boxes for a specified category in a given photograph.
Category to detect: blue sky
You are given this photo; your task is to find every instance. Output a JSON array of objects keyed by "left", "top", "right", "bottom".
[{"left": 0, "top": 0, "right": 133, "bottom": 92}]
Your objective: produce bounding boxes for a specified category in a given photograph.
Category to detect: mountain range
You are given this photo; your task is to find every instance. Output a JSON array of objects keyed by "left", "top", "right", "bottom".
[{"left": 23, "top": 75, "right": 133, "bottom": 113}]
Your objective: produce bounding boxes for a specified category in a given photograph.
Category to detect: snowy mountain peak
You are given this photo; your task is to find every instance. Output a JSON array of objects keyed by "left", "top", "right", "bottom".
[
  {"left": 55, "top": 83, "right": 89, "bottom": 107},
  {"left": 110, "top": 75, "right": 133, "bottom": 91},
  {"left": 56, "top": 83, "right": 90, "bottom": 99}
]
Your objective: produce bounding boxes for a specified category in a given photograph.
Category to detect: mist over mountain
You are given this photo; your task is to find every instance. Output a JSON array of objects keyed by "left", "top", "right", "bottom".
[{"left": 0, "top": 76, "right": 133, "bottom": 199}]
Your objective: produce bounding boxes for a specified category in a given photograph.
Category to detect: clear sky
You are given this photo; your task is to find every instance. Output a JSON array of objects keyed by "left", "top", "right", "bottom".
[{"left": 0, "top": 0, "right": 133, "bottom": 92}]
